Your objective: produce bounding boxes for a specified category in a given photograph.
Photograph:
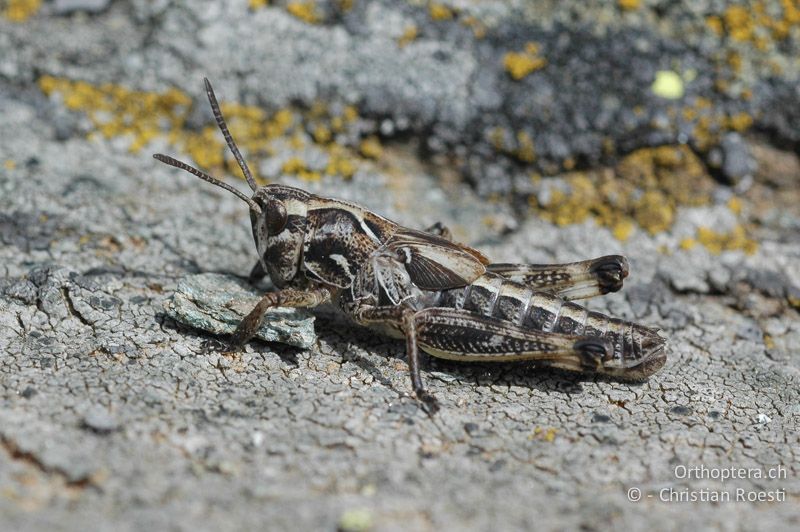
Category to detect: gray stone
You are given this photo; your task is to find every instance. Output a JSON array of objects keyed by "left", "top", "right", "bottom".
[
  {"left": 82, "top": 405, "right": 119, "bottom": 433},
  {"left": 164, "top": 273, "right": 316, "bottom": 349},
  {"left": 720, "top": 133, "right": 757, "bottom": 184},
  {"left": 51, "top": 0, "right": 112, "bottom": 15}
]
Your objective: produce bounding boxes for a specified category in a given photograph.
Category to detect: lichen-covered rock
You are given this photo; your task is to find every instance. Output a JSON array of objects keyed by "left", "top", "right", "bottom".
[
  {"left": 1, "top": 2, "right": 799, "bottom": 531},
  {"left": 164, "top": 273, "right": 316, "bottom": 349}
]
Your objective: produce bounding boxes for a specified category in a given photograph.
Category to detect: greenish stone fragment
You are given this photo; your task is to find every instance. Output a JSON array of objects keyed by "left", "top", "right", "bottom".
[{"left": 164, "top": 273, "right": 316, "bottom": 349}]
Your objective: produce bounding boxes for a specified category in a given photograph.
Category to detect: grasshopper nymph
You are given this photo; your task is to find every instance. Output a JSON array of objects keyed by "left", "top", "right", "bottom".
[{"left": 154, "top": 79, "right": 667, "bottom": 412}]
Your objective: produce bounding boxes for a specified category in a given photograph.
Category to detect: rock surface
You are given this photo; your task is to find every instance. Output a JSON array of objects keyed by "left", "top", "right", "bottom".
[{"left": 1, "top": 1, "right": 799, "bottom": 531}]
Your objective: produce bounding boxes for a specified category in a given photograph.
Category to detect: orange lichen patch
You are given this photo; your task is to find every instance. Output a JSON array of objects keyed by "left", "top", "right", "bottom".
[
  {"left": 286, "top": 1, "right": 320, "bottom": 24},
  {"left": 503, "top": 42, "right": 547, "bottom": 80},
  {"left": 696, "top": 225, "right": 758, "bottom": 255},
  {"left": 397, "top": 25, "right": 418, "bottom": 47},
  {"left": 2, "top": 0, "right": 41, "bottom": 22},
  {"left": 429, "top": 2, "right": 454, "bottom": 21},
  {"left": 618, "top": 0, "right": 640, "bottom": 10}
]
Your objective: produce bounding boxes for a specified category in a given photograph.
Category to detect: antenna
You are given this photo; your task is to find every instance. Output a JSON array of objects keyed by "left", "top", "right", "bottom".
[
  {"left": 153, "top": 153, "right": 261, "bottom": 214},
  {"left": 204, "top": 78, "right": 258, "bottom": 192}
]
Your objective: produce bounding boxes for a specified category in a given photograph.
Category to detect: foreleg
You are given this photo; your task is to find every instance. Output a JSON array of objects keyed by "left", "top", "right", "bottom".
[{"left": 227, "top": 287, "right": 331, "bottom": 349}]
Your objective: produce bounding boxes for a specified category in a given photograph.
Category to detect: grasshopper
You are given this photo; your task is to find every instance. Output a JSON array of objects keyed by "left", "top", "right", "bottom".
[{"left": 154, "top": 79, "right": 666, "bottom": 412}]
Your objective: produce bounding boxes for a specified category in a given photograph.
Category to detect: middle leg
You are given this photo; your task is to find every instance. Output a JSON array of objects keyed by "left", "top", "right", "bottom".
[{"left": 354, "top": 305, "right": 439, "bottom": 413}]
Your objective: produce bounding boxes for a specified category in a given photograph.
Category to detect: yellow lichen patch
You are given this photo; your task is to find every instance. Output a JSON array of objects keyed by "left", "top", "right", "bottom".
[
  {"left": 503, "top": 42, "right": 547, "bottom": 80},
  {"left": 618, "top": 0, "right": 640, "bottom": 10},
  {"left": 515, "top": 131, "right": 536, "bottom": 163},
  {"left": 461, "top": 15, "right": 486, "bottom": 39},
  {"left": 359, "top": 136, "right": 383, "bottom": 159},
  {"left": 680, "top": 237, "right": 697, "bottom": 250},
  {"left": 3, "top": 159, "right": 15, "bottom": 170},
  {"left": 764, "top": 334, "right": 775, "bottom": 349},
  {"left": 281, "top": 157, "right": 321, "bottom": 181},
  {"left": 725, "top": 112, "right": 753, "bottom": 132},
  {"left": 488, "top": 127, "right": 508, "bottom": 152},
  {"left": 529, "top": 427, "right": 557, "bottom": 443},
  {"left": 706, "top": 15, "right": 724, "bottom": 36},
  {"left": 248, "top": 0, "right": 269, "bottom": 9},
  {"left": 696, "top": 225, "right": 758, "bottom": 255},
  {"left": 534, "top": 174, "right": 595, "bottom": 226},
  {"left": 38, "top": 76, "right": 376, "bottom": 184},
  {"left": 2, "top": 0, "right": 41, "bottom": 22},
  {"left": 286, "top": 1, "right": 320, "bottom": 24},
  {"left": 727, "top": 196, "right": 743, "bottom": 215},
  {"left": 312, "top": 124, "right": 332, "bottom": 144},
  {"left": 429, "top": 2, "right": 454, "bottom": 21},
  {"left": 325, "top": 156, "right": 355, "bottom": 179},
  {"left": 397, "top": 25, "right": 418, "bottom": 47},
  {"left": 343, "top": 105, "right": 359, "bottom": 123},
  {"left": 612, "top": 218, "right": 635, "bottom": 241},
  {"left": 711, "top": 1, "right": 800, "bottom": 45},
  {"left": 724, "top": 5, "right": 754, "bottom": 42},
  {"left": 336, "top": 0, "right": 354, "bottom": 12},
  {"left": 681, "top": 94, "right": 756, "bottom": 150},
  {"left": 531, "top": 145, "right": 734, "bottom": 239},
  {"left": 633, "top": 190, "right": 674, "bottom": 235},
  {"left": 38, "top": 76, "right": 193, "bottom": 155}
]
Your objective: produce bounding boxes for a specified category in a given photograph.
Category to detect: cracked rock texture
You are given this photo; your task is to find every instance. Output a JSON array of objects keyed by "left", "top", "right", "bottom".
[{"left": 1, "top": 1, "right": 799, "bottom": 531}]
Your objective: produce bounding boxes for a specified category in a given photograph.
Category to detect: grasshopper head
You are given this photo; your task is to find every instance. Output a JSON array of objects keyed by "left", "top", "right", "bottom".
[{"left": 154, "top": 79, "right": 307, "bottom": 287}]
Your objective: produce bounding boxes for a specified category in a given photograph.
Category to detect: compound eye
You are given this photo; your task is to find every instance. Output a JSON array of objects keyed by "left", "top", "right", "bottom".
[{"left": 265, "top": 199, "right": 288, "bottom": 234}]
